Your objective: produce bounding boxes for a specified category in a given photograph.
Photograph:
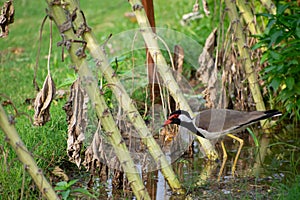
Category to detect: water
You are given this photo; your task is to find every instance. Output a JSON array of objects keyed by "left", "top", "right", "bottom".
[{"left": 87, "top": 124, "right": 300, "bottom": 199}]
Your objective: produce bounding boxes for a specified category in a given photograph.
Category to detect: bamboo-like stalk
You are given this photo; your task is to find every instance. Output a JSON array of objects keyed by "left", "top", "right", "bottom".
[
  {"left": 128, "top": 0, "right": 218, "bottom": 161},
  {"left": 225, "top": 0, "right": 272, "bottom": 176},
  {"left": 64, "top": 0, "right": 186, "bottom": 193},
  {"left": 236, "top": 0, "right": 261, "bottom": 35},
  {"left": 0, "top": 105, "right": 59, "bottom": 200},
  {"left": 45, "top": 2, "right": 150, "bottom": 199},
  {"left": 236, "top": 0, "right": 269, "bottom": 54},
  {"left": 260, "top": 0, "right": 276, "bottom": 15},
  {"left": 224, "top": 0, "right": 266, "bottom": 112}
]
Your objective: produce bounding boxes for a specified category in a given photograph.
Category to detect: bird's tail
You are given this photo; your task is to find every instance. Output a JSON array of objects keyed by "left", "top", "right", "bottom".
[{"left": 263, "top": 110, "right": 282, "bottom": 118}]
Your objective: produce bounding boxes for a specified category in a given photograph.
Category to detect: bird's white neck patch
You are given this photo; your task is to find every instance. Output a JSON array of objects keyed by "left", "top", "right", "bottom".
[{"left": 178, "top": 114, "right": 193, "bottom": 123}]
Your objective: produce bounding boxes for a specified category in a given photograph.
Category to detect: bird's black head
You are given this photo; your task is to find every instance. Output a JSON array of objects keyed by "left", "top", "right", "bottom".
[
  {"left": 163, "top": 110, "right": 205, "bottom": 138},
  {"left": 163, "top": 110, "right": 192, "bottom": 126}
]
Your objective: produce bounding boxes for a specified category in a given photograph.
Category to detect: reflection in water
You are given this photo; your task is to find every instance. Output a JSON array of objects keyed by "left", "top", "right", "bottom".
[
  {"left": 156, "top": 170, "right": 170, "bottom": 200},
  {"left": 90, "top": 125, "right": 299, "bottom": 199}
]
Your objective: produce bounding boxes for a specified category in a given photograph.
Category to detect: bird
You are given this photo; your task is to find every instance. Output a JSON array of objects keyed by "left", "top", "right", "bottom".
[{"left": 163, "top": 109, "right": 282, "bottom": 180}]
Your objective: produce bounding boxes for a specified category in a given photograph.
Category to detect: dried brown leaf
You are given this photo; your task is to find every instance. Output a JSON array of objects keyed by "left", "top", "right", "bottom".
[
  {"left": 33, "top": 74, "right": 56, "bottom": 126},
  {"left": 63, "top": 78, "right": 88, "bottom": 167},
  {"left": 52, "top": 166, "right": 69, "bottom": 181},
  {"left": 0, "top": 0, "right": 14, "bottom": 38},
  {"left": 83, "top": 132, "right": 102, "bottom": 171},
  {"left": 173, "top": 45, "right": 184, "bottom": 81},
  {"left": 202, "top": 0, "right": 210, "bottom": 16},
  {"left": 197, "top": 28, "right": 217, "bottom": 83},
  {"left": 196, "top": 29, "right": 220, "bottom": 108}
]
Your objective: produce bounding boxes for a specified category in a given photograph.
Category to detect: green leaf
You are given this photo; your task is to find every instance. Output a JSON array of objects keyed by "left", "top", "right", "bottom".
[
  {"left": 263, "top": 65, "right": 277, "bottom": 73},
  {"left": 55, "top": 181, "right": 68, "bottom": 190},
  {"left": 269, "top": 50, "right": 282, "bottom": 60},
  {"left": 72, "top": 188, "right": 97, "bottom": 198},
  {"left": 277, "top": 4, "right": 290, "bottom": 15},
  {"left": 286, "top": 77, "right": 295, "bottom": 90},
  {"left": 269, "top": 30, "right": 283, "bottom": 46},
  {"left": 247, "top": 128, "right": 259, "bottom": 147},
  {"left": 296, "top": 25, "right": 300, "bottom": 38},
  {"left": 266, "top": 19, "right": 276, "bottom": 34},
  {"left": 67, "top": 179, "right": 79, "bottom": 187},
  {"left": 256, "top": 13, "right": 273, "bottom": 18},
  {"left": 260, "top": 53, "right": 269, "bottom": 64},
  {"left": 269, "top": 77, "right": 281, "bottom": 91},
  {"left": 55, "top": 186, "right": 67, "bottom": 191},
  {"left": 252, "top": 41, "right": 265, "bottom": 50},
  {"left": 61, "top": 190, "right": 71, "bottom": 200}
]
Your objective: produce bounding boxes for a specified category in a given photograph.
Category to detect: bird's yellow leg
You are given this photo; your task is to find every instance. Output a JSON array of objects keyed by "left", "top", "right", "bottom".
[
  {"left": 226, "top": 133, "right": 244, "bottom": 177},
  {"left": 218, "top": 140, "right": 227, "bottom": 181}
]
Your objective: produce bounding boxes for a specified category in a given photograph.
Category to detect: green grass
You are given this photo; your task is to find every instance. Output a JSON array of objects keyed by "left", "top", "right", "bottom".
[
  {"left": 278, "top": 175, "right": 300, "bottom": 200},
  {"left": 0, "top": 0, "right": 299, "bottom": 199}
]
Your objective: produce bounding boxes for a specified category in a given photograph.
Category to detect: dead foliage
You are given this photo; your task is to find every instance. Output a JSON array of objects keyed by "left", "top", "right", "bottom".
[
  {"left": 0, "top": 0, "right": 14, "bottom": 38},
  {"left": 33, "top": 74, "right": 56, "bottom": 126},
  {"left": 196, "top": 27, "right": 256, "bottom": 110},
  {"left": 52, "top": 166, "right": 69, "bottom": 181},
  {"left": 83, "top": 123, "right": 131, "bottom": 189},
  {"left": 63, "top": 78, "right": 88, "bottom": 167},
  {"left": 196, "top": 28, "right": 221, "bottom": 108}
]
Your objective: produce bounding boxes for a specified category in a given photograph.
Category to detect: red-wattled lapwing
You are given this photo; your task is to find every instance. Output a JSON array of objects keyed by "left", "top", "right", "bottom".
[{"left": 163, "top": 109, "right": 282, "bottom": 180}]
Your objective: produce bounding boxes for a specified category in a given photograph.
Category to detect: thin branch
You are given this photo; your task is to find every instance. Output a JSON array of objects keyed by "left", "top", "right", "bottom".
[{"left": 34, "top": 15, "right": 48, "bottom": 92}]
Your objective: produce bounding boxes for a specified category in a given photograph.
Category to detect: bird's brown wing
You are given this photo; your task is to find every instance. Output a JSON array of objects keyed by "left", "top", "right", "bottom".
[{"left": 194, "top": 109, "right": 270, "bottom": 133}]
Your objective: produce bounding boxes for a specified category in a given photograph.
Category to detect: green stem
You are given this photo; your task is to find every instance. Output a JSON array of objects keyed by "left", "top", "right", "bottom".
[
  {"left": 45, "top": 1, "right": 150, "bottom": 199},
  {"left": 225, "top": 0, "right": 266, "bottom": 112},
  {"left": 225, "top": 0, "right": 272, "bottom": 177},
  {"left": 128, "top": 0, "right": 218, "bottom": 162},
  {"left": 237, "top": 0, "right": 262, "bottom": 35},
  {"left": 0, "top": 105, "right": 59, "bottom": 200},
  {"left": 63, "top": 0, "right": 187, "bottom": 193}
]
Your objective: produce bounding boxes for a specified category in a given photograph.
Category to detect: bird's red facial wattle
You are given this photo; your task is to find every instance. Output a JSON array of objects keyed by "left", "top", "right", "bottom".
[{"left": 163, "top": 114, "right": 180, "bottom": 126}]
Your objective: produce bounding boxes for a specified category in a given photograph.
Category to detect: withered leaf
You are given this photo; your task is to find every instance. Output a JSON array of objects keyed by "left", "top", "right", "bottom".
[
  {"left": 52, "top": 166, "right": 69, "bottom": 181},
  {"left": 83, "top": 131, "right": 102, "bottom": 172},
  {"left": 33, "top": 74, "right": 56, "bottom": 126},
  {"left": 63, "top": 78, "right": 88, "bottom": 168},
  {"left": 173, "top": 45, "right": 184, "bottom": 81},
  {"left": 83, "top": 122, "right": 122, "bottom": 174},
  {"left": 0, "top": 0, "right": 14, "bottom": 38},
  {"left": 197, "top": 28, "right": 217, "bottom": 84},
  {"left": 196, "top": 28, "right": 220, "bottom": 108},
  {"left": 202, "top": 0, "right": 210, "bottom": 16}
]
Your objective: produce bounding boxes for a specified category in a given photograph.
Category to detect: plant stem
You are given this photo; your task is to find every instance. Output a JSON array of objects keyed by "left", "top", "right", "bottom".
[
  {"left": 45, "top": 2, "right": 150, "bottom": 199},
  {"left": 236, "top": 0, "right": 262, "bottom": 35},
  {"left": 0, "top": 105, "right": 59, "bottom": 200},
  {"left": 225, "top": 0, "right": 271, "bottom": 176},
  {"left": 63, "top": 0, "right": 188, "bottom": 193},
  {"left": 260, "top": 0, "right": 276, "bottom": 15},
  {"left": 225, "top": 0, "right": 266, "bottom": 112},
  {"left": 128, "top": 0, "right": 218, "bottom": 161}
]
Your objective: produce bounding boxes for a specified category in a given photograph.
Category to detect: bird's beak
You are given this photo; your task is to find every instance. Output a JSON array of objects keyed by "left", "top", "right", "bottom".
[{"left": 162, "top": 119, "right": 172, "bottom": 127}]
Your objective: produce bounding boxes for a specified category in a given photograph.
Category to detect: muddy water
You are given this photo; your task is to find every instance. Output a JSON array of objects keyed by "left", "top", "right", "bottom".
[{"left": 92, "top": 124, "right": 299, "bottom": 199}]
